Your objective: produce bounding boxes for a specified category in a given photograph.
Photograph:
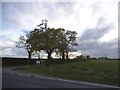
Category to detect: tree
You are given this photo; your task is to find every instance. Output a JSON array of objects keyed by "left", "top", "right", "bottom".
[
  {"left": 86, "top": 55, "right": 90, "bottom": 59},
  {"left": 27, "top": 28, "right": 43, "bottom": 59},
  {"left": 56, "top": 29, "right": 78, "bottom": 60},
  {"left": 27, "top": 19, "right": 49, "bottom": 59},
  {"left": 16, "top": 35, "right": 33, "bottom": 60},
  {"left": 65, "top": 30, "right": 78, "bottom": 59},
  {"left": 37, "top": 19, "right": 48, "bottom": 31},
  {"left": 34, "top": 20, "right": 70, "bottom": 59},
  {"left": 28, "top": 27, "right": 61, "bottom": 59},
  {"left": 55, "top": 28, "right": 66, "bottom": 59},
  {"left": 16, "top": 19, "right": 78, "bottom": 60},
  {"left": 42, "top": 28, "right": 57, "bottom": 59},
  {"left": 37, "top": 20, "right": 58, "bottom": 59},
  {"left": 79, "top": 54, "right": 85, "bottom": 59}
]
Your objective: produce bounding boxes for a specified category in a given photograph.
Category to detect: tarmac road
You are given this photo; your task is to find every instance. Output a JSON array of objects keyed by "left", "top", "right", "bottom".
[{"left": 2, "top": 67, "right": 119, "bottom": 89}]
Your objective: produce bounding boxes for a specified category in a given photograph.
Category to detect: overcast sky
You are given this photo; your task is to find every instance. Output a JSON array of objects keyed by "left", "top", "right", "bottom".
[{"left": 0, "top": 0, "right": 119, "bottom": 58}]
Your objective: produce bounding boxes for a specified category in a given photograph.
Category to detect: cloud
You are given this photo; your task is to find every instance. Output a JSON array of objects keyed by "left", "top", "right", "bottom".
[
  {"left": 76, "top": 14, "right": 118, "bottom": 58},
  {"left": 99, "top": 28, "right": 118, "bottom": 42},
  {"left": 0, "top": 47, "right": 16, "bottom": 57},
  {"left": 0, "top": 2, "right": 2, "bottom": 28},
  {"left": 0, "top": 28, "right": 25, "bottom": 47},
  {"left": 0, "top": 46, "right": 28, "bottom": 58},
  {"left": 1, "top": 1, "right": 118, "bottom": 58},
  {"left": 77, "top": 38, "right": 118, "bottom": 58},
  {"left": 77, "top": 22, "right": 118, "bottom": 58},
  {"left": 79, "top": 17, "right": 114, "bottom": 41}
]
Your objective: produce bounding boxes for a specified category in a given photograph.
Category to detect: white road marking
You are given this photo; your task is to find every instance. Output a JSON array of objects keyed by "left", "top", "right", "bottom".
[
  {"left": 33, "top": 75, "right": 119, "bottom": 88},
  {"left": 17, "top": 74, "right": 31, "bottom": 77}
]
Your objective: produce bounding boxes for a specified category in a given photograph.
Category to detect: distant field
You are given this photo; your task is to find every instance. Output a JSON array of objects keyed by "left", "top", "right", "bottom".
[{"left": 14, "top": 60, "right": 119, "bottom": 86}]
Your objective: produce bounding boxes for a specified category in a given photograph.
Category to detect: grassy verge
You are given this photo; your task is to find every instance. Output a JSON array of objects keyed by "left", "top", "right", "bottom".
[{"left": 14, "top": 60, "right": 119, "bottom": 86}]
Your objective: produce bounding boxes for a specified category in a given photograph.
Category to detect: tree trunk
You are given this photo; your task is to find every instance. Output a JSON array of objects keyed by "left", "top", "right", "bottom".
[
  {"left": 66, "top": 51, "right": 69, "bottom": 60},
  {"left": 38, "top": 54, "right": 40, "bottom": 60},
  {"left": 28, "top": 51, "right": 31, "bottom": 60},
  {"left": 47, "top": 51, "right": 52, "bottom": 59},
  {"left": 62, "top": 51, "right": 65, "bottom": 60},
  {"left": 37, "top": 51, "right": 41, "bottom": 60}
]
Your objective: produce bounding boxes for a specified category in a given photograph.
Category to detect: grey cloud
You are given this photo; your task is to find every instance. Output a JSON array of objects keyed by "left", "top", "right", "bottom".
[
  {"left": 90, "top": 1, "right": 103, "bottom": 16},
  {"left": 80, "top": 18, "right": 113, "bottom": 41},
  {"left": 92, "top": 39, "right": 118, "bottom": 57},
  {"left": 54, "top": 2, "right": 73, "bottom": 10},
  {"left": 0, "top": 2, "right": 2, "bottom": 27},
  {"left": 42, "top": 2, "right": 74, "bottom": 20},
  {"left": 77, "top": 39, "right": 98, "bottom": 51},
  {"left": 77, "top": 37, "right": 118, "bottom": 58},
  {"left": 1, "top": 46, "right": 27, "bottom": 58},
  {"left": 77, "top": 18, "right": 118, "bottom": 58}
]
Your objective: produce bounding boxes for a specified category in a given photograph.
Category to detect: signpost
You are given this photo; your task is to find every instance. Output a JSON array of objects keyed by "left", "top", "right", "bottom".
[{"left": 36, "top": 60, "right": 41, "bottom": 65}]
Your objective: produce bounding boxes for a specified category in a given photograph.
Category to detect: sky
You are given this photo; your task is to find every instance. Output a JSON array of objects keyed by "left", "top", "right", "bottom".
[{"left": 0, "top": 0, "right": 119, "bottom": 58}]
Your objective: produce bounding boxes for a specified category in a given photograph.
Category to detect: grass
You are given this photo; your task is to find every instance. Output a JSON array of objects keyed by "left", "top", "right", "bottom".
[{"left": 14, "top": 60, "right": 119, "bottom": 86}]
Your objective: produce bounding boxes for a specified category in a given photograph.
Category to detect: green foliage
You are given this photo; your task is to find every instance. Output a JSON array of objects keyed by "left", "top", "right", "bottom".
[
  {"left": 23, "top": 20, "right": 78, "bottom": 60},
  {"left": 54, "top": 29, "right": 78, "bottom": 59},
  {"left": 28, "top": 28, "right": 62, "bottom": 59},
  {"left": 16, "top": 35, "right": 33, "bottom": 59}
]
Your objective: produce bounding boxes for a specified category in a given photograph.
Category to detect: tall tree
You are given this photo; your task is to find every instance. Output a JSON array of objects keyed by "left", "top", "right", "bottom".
[
  {"left": 56, "top": 29, "right": 78, "bottom": 59},
  {"left": 55, "top": 28, "right": 66, "bottom": 59},
  {"left": 28, "top": 27, "right": 60, "bottom": 59},
  {"left": 16, "top": 35, "right": 33, "bottom": 59},
  {"left": 65, "top": 30, "right": 78, "bottom": 59},
  {"left": 42, "top": 28, "right": 61, "bottom": 59},
  {"left": 16, "top": 19, "right": 78, "bottom": 60},
  {"left": 36, "top": 20, "right": 66, "bottom": 59}
]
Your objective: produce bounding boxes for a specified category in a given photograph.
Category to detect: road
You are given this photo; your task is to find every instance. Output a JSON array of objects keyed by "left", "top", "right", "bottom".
[
  {"left": 2, "top": 67, "right": 119, "bottom": 88},
  {"left": 0, "top": 68, "right": 2, "bottom": 90}
]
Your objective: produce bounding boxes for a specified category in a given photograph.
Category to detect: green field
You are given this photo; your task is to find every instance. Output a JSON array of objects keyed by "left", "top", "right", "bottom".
[{"left": 14, "top": 60, "right": 119, "bottom": 86}]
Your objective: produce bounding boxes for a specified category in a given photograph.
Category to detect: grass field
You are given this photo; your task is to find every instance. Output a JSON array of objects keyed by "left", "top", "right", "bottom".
[{"left": 14, "top": 60, "right": 119, "bottom": 86}]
